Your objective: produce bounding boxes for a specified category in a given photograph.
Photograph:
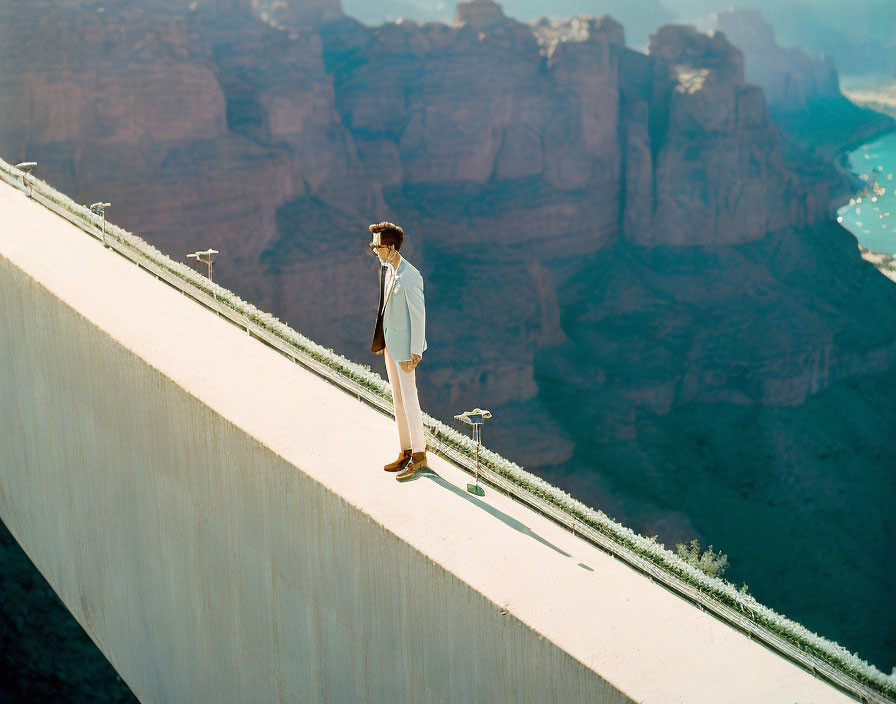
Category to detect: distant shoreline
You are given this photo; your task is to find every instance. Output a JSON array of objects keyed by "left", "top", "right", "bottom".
[
  {"left": 833, "top": 77, "right": 896, "bottom": 268},
  {"left": 841, "top": 75, "right": 896, "bottom": 120},
  {"left": 859, "top": 245, "right": 896, "bottom": 283}
]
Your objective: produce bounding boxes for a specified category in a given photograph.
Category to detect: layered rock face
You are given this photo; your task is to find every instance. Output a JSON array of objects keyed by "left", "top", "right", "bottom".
[
  {"left": 0, "top": 0, "right": 368, "bottom": 286},
  {"left": 742, "top": 0, "right": 896, "bottom": 78},
  {"left": 1, "top": 0, "right": 891, "bottom": 465},
  {"left": 620, "top": 24, "right": 832, "bottom": 246},
  {"left": 713, "top": 8, "right": 838, "bottom": 112},
  {"left": 709, "top": 7, "right": 895, "bottom": 170},
  {"left": 321, "top": 9, "right": 622, "bottom": 254},
  {"left": 0, "top": 0, "right": 890, "bottom": 463}
]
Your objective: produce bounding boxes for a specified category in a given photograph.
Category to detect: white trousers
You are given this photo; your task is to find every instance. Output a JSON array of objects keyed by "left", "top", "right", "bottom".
[{"left": 383, "top": 346, "right": 426, "bottom": 453}]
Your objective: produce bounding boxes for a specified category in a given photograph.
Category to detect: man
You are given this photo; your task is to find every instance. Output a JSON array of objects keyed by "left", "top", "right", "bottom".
[{"left": 368, "top": 221, "right": 428, "bottom": 481}]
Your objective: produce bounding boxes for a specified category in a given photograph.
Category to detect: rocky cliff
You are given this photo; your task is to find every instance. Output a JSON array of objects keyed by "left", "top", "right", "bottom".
[
  {"left": 624, "top": 24, "right": 835, "bottom": 246},
  {"left": 319, "top": 14, "right": 839, "bottom": 250},
  {"left": 1, "top": 0, "right": 894, "bottom": 671},
  {"left": 710, "top": 8, "right": 895, "bottom": 167},
  {"left": 1, "top": 0, "right": 892, "bottom": 475},
  {"left": 713, "top": 8, "right": 838, "bottom": 113}
]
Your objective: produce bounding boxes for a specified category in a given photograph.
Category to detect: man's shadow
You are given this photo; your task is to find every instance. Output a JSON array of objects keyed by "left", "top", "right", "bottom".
[{"left": 418, "top": 469, "right": 573, "bottom": 558}]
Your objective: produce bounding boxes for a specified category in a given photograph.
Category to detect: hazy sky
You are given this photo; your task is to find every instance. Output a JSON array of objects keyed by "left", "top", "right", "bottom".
[{"left": 337, "top": 0, "right": 896, "bottom": 72}]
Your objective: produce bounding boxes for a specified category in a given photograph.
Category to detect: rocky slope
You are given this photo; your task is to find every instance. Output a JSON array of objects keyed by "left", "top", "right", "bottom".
[
  {"left": 713, "top": 8, "right": 838, "bottom": 113},
  {"left": 711, "top": 8, "right": 895, "bottom": 170},
  {"left": 0, "top": 0, "right": 894, "bottom": 672}
]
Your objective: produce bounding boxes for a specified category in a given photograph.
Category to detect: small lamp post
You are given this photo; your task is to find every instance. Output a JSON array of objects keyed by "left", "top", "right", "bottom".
[
  {"left": 187, "top": 248, "right": 219, "bottom": 282},
  {"left": 15, "top": 161, "right": 37, "bottom": 196},
  {"left": 454, "top": 408, "right": 492, "bottom": 496},
  {"left": 89, "top": 202, "right": 111, "bottom": 247}
]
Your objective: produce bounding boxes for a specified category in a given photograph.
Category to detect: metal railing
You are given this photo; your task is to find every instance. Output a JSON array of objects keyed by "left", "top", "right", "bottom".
[{"left": 1, "top": 162, "right": 891, "bottom": 704}]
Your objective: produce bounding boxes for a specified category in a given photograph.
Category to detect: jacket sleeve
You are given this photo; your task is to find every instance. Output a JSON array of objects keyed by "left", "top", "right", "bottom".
[{"left": 407, "top": 274, "right": 426, "bottom": 356}]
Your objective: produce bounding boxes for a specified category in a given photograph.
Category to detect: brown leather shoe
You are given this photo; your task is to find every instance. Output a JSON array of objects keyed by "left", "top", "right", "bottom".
[
  {"left": 384, "top": 448, "right": 412, "bottom": 472},
  {"left": 396, "top": 451, "right": 427, "bottom": 481}
]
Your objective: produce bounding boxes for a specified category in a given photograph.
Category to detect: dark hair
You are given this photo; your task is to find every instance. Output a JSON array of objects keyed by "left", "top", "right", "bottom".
[{"left": 369, "top": 221, "right": 404, "bottom": 251}]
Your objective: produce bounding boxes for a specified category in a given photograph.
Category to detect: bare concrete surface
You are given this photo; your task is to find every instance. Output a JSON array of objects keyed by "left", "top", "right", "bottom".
[{"left": 0, "top": 179, "right": 856, "bottom": 703}]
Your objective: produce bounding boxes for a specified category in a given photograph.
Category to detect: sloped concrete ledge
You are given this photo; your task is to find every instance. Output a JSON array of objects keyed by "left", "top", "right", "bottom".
[{"left": 0, "top": 180, "right": 856, "bottom": 703}]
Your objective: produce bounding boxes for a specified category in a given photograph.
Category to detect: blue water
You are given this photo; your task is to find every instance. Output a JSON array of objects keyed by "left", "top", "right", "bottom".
[{"left": 837, "top": 129, "right": 896, "bottom": 253}]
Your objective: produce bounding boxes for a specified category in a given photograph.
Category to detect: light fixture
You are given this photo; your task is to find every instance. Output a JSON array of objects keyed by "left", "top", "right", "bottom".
[
  {"left": 454, "top": 408, "right": 492, "bottom": 496},
  {"left": 14, "top": 162, "right": 37, "bottom": 195},
  {"left": 89, "top": 202, "right": 112, "bottom": 247},
  {"left": 187, "top": 249, "right": 219, "bottom": 282}
]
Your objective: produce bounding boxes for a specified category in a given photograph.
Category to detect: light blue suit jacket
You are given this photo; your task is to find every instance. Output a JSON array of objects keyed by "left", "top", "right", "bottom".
[{"left": 383, "top": 256, "right": 427, "bottom": 363}]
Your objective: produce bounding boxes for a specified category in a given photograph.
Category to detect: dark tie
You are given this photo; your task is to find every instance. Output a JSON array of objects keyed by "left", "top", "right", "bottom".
[
  {"left": 378, "top": 264, "right": 388, "bottom": 315},
  {"left": 371, "top": 264, "right": 387, "bottom": 353}
]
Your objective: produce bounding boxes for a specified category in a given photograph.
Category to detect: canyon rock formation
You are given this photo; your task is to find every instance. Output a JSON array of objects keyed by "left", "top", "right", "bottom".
[
  {"left": 714, "top": 8, "right": 838, "bottom": 113},
  {"left": 711, "top": 8, "right": 895, "bottom": 165}
]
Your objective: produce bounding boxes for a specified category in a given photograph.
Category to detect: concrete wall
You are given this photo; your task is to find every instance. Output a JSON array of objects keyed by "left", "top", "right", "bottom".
[
  {"left": 0, "top": 180, "right": 857, "bottom": 703},
  {"left": 0, "top": 190, "right": 636, "bottom": 702}
]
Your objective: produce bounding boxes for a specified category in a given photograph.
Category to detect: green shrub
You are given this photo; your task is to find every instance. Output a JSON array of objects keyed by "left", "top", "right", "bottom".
[{"left": 675, "top": 538, "right": 728, "bottom": 579}]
